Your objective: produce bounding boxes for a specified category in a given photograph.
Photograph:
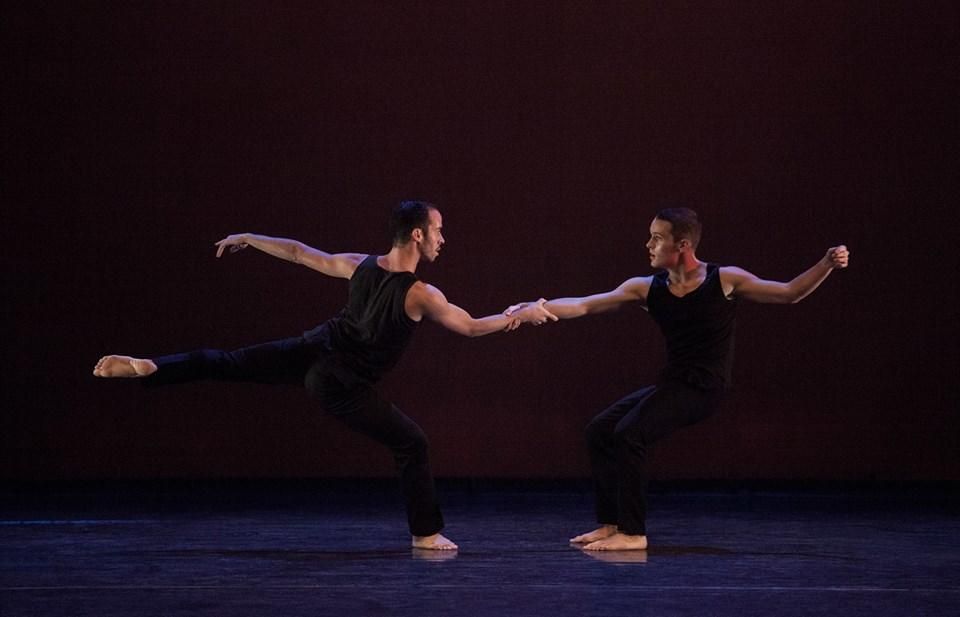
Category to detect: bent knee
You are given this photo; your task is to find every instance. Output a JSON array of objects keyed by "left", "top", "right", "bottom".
[
  {"left": 585, "top": 419, "right": 614, "bottom": 446},
  {"left": 405, "top": 429, "right": 430, "bottom": 455},
  {"left": 394, "top": 428, "right": 430, "bottom": 460}
]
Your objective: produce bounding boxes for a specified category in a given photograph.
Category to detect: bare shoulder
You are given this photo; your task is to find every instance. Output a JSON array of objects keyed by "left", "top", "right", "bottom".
[
  {"left": 617, "top": 275, "right": 654, "bottom": 300},
  {"left": 404, "top": 281, "right": 445, "bottom": 321},
  {"left": 719, "top": 266, "right": 743, "bottom": 292},
  {"left": 718, "top": 265, "right": 752, "bottom": 283},
  {"left": 337, "top": 253, "right": 368, "bottom": 276},
  {"left": 718, "top": 265, "right": 765, "bottom": 297},
  {"left": 340, "top": 252, "right": 368, "bottom": 265},
  {"left": 300, "top": 249, "right": 367, "bottom": 278},
  {"left": 719, "top": 265, "right": 751, "bottom": 275},
  {"left": 408, "top": 281, "right": 443, "bottom": 300}
]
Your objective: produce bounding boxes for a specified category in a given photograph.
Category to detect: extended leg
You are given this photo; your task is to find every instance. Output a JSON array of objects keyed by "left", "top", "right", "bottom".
[{"left": 93, "top": 337, "right": 315, "bottom": 386}]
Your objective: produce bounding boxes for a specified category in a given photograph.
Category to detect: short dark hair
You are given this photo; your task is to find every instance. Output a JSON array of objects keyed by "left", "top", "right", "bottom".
[
  {"left": 390, "top": 200, "right": 437, "bottom": 246},
  {"left": 655, "top": 207, "right": 702, "bottom": 249}
]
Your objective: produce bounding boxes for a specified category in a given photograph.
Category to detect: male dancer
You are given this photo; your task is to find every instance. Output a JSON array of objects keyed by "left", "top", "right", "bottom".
[
  {"left": 94, "top": 201, "right": 554, "bottom": 550},
  {"left": 512, "top": 207, "right": 849, "bottom": 551}
]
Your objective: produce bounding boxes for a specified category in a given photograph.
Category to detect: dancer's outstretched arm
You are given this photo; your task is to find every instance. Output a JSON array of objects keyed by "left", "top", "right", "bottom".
[
  {"left": 215, "top": 233, "right": 366, "bottom": 279},
  {"left": 407, "top": 283, "right": 556, "bottom": 337},
  {"left": 544, "top": 277, "right": 652, "bottom": 319},
  {"left": 720, "top": 245, "right": 850, "bottom": 304},
  {"left": 508, "top": 277, "right": 652, "bottom": 321}
]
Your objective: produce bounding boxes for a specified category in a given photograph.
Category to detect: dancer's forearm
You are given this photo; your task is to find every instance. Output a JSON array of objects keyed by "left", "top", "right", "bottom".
[
  {"left": 780, "top": 259, "right": 836, "bottom": 304},
  {"left": 240, "top": 234, "right": 313, "bottom": 264}
]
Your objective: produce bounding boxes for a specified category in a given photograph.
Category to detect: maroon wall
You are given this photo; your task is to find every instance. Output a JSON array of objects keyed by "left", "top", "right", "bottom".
[{"left": 4, "top": 2, "right": 957, "bottom": 481}]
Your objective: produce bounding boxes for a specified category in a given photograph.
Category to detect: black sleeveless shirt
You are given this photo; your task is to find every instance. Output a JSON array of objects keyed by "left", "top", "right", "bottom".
[
  {"left": 304, "top": 255, "right": 419, "bottom": 384},
  {"left": 646, "top": 263, "right": 737, "bottom": 390}
]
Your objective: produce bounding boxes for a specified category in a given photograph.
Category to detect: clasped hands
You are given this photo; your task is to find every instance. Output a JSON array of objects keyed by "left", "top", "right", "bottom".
[{"left": 502, "top": 298, "right": 558, "bottom": 331}]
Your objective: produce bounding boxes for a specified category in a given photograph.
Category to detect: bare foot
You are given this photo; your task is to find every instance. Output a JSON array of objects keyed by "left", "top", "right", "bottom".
[
  {"left": 582, "top": 549, "right": 648, "bottom": 564},
  {"left": 411, "top": 548, "right": 459, "bottom": 561},
  {"left": 570, "top": 524, "right": 618, "bottom": 544},
  {"left": 411, "top": 533, "right": 458, "bottom": 550},
  {"left": 93, "top": 355, "right": 157, "bottom": 378},
  {"left": 582, "top": 533, "right": 648, "bottom": 551}
]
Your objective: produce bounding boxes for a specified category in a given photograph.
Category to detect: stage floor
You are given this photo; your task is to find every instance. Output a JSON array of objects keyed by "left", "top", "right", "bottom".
[{"left": 1, "top": 481, "right": 958, "bottom": 616}]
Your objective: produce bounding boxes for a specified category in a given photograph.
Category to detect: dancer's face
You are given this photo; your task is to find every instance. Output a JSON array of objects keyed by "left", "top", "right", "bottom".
[
  {"left": 646, "top": 218, "right": 683, "bottom": 269},
  {"left": 419, "top": 209, "right": 445, "bottom": 262}
]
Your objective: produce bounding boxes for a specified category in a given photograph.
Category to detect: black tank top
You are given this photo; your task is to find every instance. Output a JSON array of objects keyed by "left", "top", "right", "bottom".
[
  {"left": 304, "top": 255, "right": 419, "bottom": 383},
  {"left": 646, "top": 263, "right": 737, "bottom": 389}
]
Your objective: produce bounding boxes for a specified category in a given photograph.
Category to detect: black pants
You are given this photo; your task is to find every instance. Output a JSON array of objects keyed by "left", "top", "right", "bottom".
[
  {"left": 144, "top": 337, "right": 444, "bottom": 537},
  {"left": 585, "top": 381, "right": 723, "bottom": 536}
]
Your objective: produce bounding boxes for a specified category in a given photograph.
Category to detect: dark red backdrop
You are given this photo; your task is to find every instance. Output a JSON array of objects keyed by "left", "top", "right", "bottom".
[{"left": 4, "top": 1, "right": 957, "bottom": 481}]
